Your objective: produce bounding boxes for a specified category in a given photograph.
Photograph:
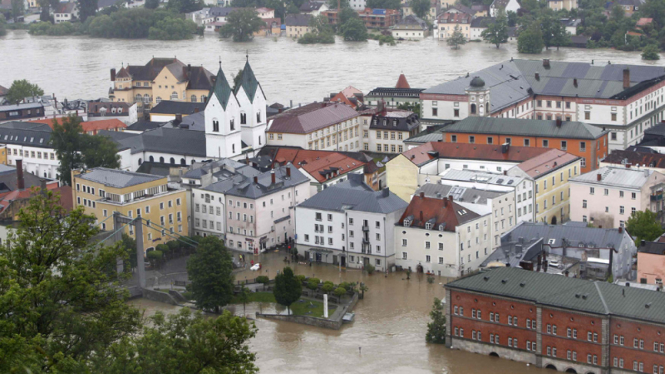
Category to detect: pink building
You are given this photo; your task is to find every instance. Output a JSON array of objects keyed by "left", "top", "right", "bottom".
[
  {"left": 569, "top": 166, "right": 665, "bottom": 229},
  {"left": 637, "top": 240, "right": 665, "bottom": 286}
]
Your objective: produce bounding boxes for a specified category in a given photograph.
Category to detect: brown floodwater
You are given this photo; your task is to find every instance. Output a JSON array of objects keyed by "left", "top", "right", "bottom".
[{"left": 130, "top": 250, "right": 550, "bottom": 374}]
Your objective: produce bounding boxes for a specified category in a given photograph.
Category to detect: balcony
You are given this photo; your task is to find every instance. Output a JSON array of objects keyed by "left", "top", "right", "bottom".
[{"left": 362, "top": 225, "right": 369, "bottom": 232}]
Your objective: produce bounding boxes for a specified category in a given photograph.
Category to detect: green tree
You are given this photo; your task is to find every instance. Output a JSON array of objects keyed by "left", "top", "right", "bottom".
[
  {"left": 0, "top": 14, "right": 6, "bottom": 36},
  {"left": 410, "top": 0, "right": 430, "bottom": 18},
  {"left": 273, "top": 267, "right": 302, "bottom": 314},
  {"left": 540, "top": 12, "right": 557, "bottom": 50},
  {"left": 425, "top": 298, "right": 446, "bottom": 344},
  {"left": 50, "top": 115, "right": 85, "bottom": 185},
  {"left": 186, "top": 236, "right": 235, "bottom": 313},
  {"left": 322, "top": 281, "right": 335, "bottom": 294},
  {"left": 148, "top": 15, "right": 197, "bottom": 39},
  {"left": 11, "top": 0, "right": 24, "bottom": 22},
  {"left": 642, "top": 43, "right": 661, "bottom": 60},
  {"left": 220, "top": 8, "right": 263, "bottom": 42},
  {"left": 147, "top": 249, "right": 163, "bottom": 269},
  {"left": 397, "top": 102, "right": 421, "bottom": 115},
  {"left": 298, "top": 14, "right": 334, "bottom": 43},
  {"left": 626, "top": 210, "right": 664, "bottom": 244},
  {"left": 481, "top": 10, "right": 508, "bottom": 48},
  {"left": 5, "top": 79, "right": 44, "bottom": 104},
  {"left": 81, "top": 135, "right": 121, "bottom": 170},
  {"left": 237, "top": 286, "right": 251, "bottom": 316},
  {"left": 333, "top": 286, "right": 346, "bottom": 298},
  {"left": 507, "top": 10, "right": 517, "bottom": 26},
  {"left": 145, "top": 0, "right": 160, "bottom": 8},
  {"left": 359, "top": 283, "right": 368, "bottom": 299},
  {"left": 447, "top": 28, "right": 466, "bottom": 49},
  {"left": 121, "top": 233, "right": 137, "bottom": 272},
  {"left": 77, "top": 0, "right": 98, "bottom": 22},
  {"left": 517, "top": 23, "right": 544, "bottom": 54},
  {"left": 307, "top": 277, "right": 320, "bottom": 290},
  {"left": 550, "top": 21, "right": 570, "bottom": 50},
  {"left": 338, "top": 7, "right": 357, "bottom": 24},
  {"left": 0, "top": 191, "right": 141, "bottom": 373},
  {"left": 95, "top": 308, "right": 258, "bottom": 374},
  {"left": 167, "top": 0, "right": 203, "bottom": 13},
  {"left": 327, "top": 0, "right": 349, "bottom": 9},
  {"left": 341, "top": 16, "right": 367, "bottom": 41},
  {"left": 256, "top": 275, "right": 269, "bottom": 290}
]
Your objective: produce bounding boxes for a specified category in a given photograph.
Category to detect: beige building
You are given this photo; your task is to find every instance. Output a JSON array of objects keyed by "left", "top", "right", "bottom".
[
  {"left": 435, "top": 8, "right": 473, "bottom": 40},
  {"left": 72, "top": 168, "right": 189, "bottom": 253},
  {"left": 285, "top": 14, "right": 312, "bottom": 38},
  {"left": 110, "top": 58, "right": 215, "bottom": 110},
  {"left": 548, "top": 0, "right": 577, "bottom": 11},
  {"left": 507, "top": 149, "right": 582, "bottom": 225}
]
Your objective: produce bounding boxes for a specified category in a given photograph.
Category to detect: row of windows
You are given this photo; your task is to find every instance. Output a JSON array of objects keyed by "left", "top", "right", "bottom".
[
  {"left": 583, "top": 201, "right": 637, "bottom": 216},
  {"left": 375, "top": 131, "right": 404, "bottom": 140},
  {"left": 8, "top": 148, "right": 55, "bottom": 160},
  {"left": 588, "top": 188, "right": 637, "bottom": 199},
  {"left": 375, "top": 144, "right": 403, "bottom": 153}
]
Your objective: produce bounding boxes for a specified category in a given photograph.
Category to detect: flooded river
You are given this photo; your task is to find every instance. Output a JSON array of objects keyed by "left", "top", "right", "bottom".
[
  {"left": 132, "top": 250, "right": 549, "bottom": 374},
  {"left": 1, "top": 30, "right": 662, "bottom": 107}
]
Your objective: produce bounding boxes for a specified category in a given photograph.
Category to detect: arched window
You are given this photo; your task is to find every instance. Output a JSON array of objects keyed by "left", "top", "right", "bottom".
[
  {"left": 212, "top": 119, "right": 219, "bottom": 132},
  {"left": 191, "top": 95, "right": 197, "bottom": 103},
  {"left": 159, "top": 156, "right": 164, "bottom": 163},
  {"left": 143, "top": 94, "right": 150, "bottom": 104},
  {"left": 258, "top": 136, "right": 261, "bottom": 145},
  {"left": 135, "top": 94, "right": 142, "bottom": 102},
  {"left": 485, "top": 103, "right": 489, "bottom": 113},
  {"left": 138, "top": 158, "right": 142, "bottom": 165},
  {"left": 170, "top": 157, "right": 175, "bottom": 164},
  {"left": 149, "top": 156, "right": 154, "bottom": 162},
  {"left": 470, "top": 104, "right": 477, "bottom": 114},
  {"left": 156, "top": 97, "right": 162, "bottom": 104},
  {"left": 171, "top": 91, "right": 178, "bottom": 100},
  {"left": 191, "top": 159, "right": 196, "bottom": 164},
  {"left": 240, "top": 113, "right": 247, "bottom": 124},
  {"left": 201, "top": 95, "right": 207, "bottom": 102},
  {"left": 181, "top": 158, "right": 186, "bottom": 165},
  {"left": 232, "top": 144, "right": 235, "bottom": 153}
]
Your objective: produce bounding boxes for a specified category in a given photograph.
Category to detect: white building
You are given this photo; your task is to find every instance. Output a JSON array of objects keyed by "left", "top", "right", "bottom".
[
  {"left": 395, "top": 193, "right": 493, "bottom": 277},
  {"left": 295, "top": 175, "right": 408, "bottom": 272},
  {"left": 53, "top": 2, "right": 78, "bottom": 23},
  {"left": 0, "top": 122, "right": 60, "bottom": 179},
  {"left": 266, "top": 102, "right": 361, "bottom": 152},
  {"left": 569, "top": 166, "right": 665, "bottom": 229},
  {"left": 489, "top": 0, "right": 519, "bottom": 17},
  {"left": 192, "top": 163, "right": 311, "bottom": 253},
  {"left": 438, "top": 168, "right": 535, "bottom": 224}
]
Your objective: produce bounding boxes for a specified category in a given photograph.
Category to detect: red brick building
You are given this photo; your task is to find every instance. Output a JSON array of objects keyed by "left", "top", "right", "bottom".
[{"left": 445, "top": 267, "right": 665, "bottom": 374}]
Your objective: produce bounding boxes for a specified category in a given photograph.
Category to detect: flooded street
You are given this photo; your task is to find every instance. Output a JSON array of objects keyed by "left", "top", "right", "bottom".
[
  {"left": 132, "top": 250, "right": 549, "bottom": 374},
  {"left": 1, "top": 31, "right": 663, "bottom": 107}
]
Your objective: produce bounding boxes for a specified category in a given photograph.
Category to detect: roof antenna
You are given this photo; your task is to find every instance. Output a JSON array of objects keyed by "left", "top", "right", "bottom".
[
  {"left": 246, "top": 50, "right": 249, "bottom": 62},
  {"left": 218, "top": 56, "right": 222, "bottom": 69}
]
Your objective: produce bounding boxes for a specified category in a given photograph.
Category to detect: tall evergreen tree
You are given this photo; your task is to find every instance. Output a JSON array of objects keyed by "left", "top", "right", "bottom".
[
  {"left": 273, "top": 267, "right": 302, "bottom": 315},
  {"left": 426, "top": 298, "right": 447, "bottom": 344},
  {"left": 186, "top": 236, "right": 235, "bottom": 313}
]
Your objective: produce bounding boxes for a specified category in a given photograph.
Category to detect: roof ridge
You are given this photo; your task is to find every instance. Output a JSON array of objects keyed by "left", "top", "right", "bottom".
[{"left": 594, "top": 281, "right": 610, "bottom": 314}]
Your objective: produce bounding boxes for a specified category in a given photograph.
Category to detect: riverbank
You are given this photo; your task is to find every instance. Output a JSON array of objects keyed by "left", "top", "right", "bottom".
[{"left": 1, "top": 29, "right": 660, "bottom": 107}]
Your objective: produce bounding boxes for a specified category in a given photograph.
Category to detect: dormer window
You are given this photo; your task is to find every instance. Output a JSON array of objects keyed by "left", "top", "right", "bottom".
[
  {"left": 439, "top": 224, "right": 445, "bottom": 231},
  {"left": 404, "top": 218, "right": 411, "bottom": 227},
  {"left": 425, "top": 222, "right": 433, "bottom": 230}
]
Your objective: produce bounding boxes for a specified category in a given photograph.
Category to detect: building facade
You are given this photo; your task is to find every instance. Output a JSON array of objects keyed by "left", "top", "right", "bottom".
[
  {"left": 360, "top": 106, "right": 420, "bottom": 153},
  {"left": 72, "top": 168, "right": 189, "bottom": 253}
]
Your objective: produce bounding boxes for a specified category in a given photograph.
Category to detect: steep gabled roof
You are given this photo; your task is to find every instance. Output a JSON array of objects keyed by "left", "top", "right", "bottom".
[
  {"left": 396, "top": 73, "right": 411, "bottom": 89},
  {"left": 398, "top": 194, "right": 482, "bottom": 232},
  {"left": 235, "top": 60, "right": 264, "bottom": 103},
  {"left": 400, "top": 142, "right": 550, "bottom": 167},
  {"left": 207, "top": 67, "right": 234, "bottom": 110}
]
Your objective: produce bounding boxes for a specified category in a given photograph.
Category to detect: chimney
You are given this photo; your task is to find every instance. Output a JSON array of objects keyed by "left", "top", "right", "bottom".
[
  {"left": 419, "top": 210, "right": 424, "bottom": 223},
  {"left": 419, "top": 192, "right": 425, "bottom": 198},
  {"left": 556, "top": 118, "right": 562, "bottom": 127},
  {"left": 286, "top": 166, "right": 291, "bottom": 178},
  {"left": 194, "top": 107, "right": 199, "bottom": 113},
  {"left": 501, "top": 143, "right": 510, "bottom": 153},
  {"left": 623, "top": 68, "right": 630, "bottom": 89},
  {"left": 40, "top": 179, "right": 47, "bottom": 196},
  {"left": 626, "top": 164, "right": 631, "bottom": 169},
  {"left": 535, "top": 72, "right": 540, "bottom": 81},
  {"left": 619, "top": 226, "right": 623, "bottom": 233},
  {"left": 597, "top": 173, "right": 602, "bottom": 181},
  {"left": 187, "top": 63, "right": 191, "bottom": 73},
  {"left": 254, "top": 176, "right": 258, "bottom": 184},
  {"left": 16, "top": 159, "right": 24, "bottom": 190},
  {"left": 443, "top": 197, "right": 448, "bottom": 207},
  {"left": 543, "top": 59, "right": 550, "bottom": 68},
  {"left": 448, "top": 194, "right": 453, "bottom": 202},
  {"left": 175, "top": 113, "right": 182, "bottom": 122},
  {"left": 641, "top": 239, "right": 646, "bottom": 246},
  {"left": 382, "top": 188, "right": 390, "bottom": 197},
  {"left": 271, "top": 169, "right": 276, "bottom": 185},
  {"left": 110, "top": 68, "right": 116, "bottom": 81},
  {"left": 573, "top": 78, "right": 578, "bottom": 87},
  {"left": 503, "top": 170, "right": 507, "bottom": 175}
]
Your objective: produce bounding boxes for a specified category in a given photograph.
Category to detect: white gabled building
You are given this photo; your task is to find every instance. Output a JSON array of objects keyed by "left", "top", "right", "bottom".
[
  {"left": 295, "top": 174, "right": 408, "bottom": 272},
  {"left": 233, "top": 59, "right": 267, "bottom": 153}
]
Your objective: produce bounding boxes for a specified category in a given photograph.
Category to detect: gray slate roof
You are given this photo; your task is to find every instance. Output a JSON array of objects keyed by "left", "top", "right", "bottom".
[
  {"left": 77, "top": 167, "right": 163, "bottom": 189},
  {"left": 503, "top": 221, "right": 626, "bottom": 249},
  {"left": 424, "top": 59, "right": 665, "bottom": 113},
  {"left": 151, "top": 100, "right": 206, "bottom": 115},
  {"left": 126, "top": 120, "right": 166, "bottom": 132},
  {"left": 415, "top": 183, "right": 504, "bottom": 205},
  {"left": 441, "top": 117, "right": 607, "bottom": 140},
  {"left": 203, "top": 164, "right": 309, "bottom": 199},
  {"left": 268, "top": 102, "right": 359, "bottom": 134},
  {"left": 570, "top": 166, "right": 657, "bottom": 189},
  {"left": 285, "top": 13, "right": 312, "bottom": 26},
  {"left": 100, "top": 127, "right": 207, "bottom": 157},
  {"left": 0, "top": 122, "right": 53, "bottom": 149},
  {"left": 447, "top": 267, "right": 665, "bottom": 323},
  {"left": 297, "top": 178, "right": 408, "bottom": 214}
]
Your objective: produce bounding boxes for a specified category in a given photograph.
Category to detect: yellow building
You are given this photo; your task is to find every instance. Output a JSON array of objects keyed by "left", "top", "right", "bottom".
[
  {"left": 0, "top": 145, "right": 7, "bottom": 165},
  {"left": 386, "top": 152, "right": 421, "bottom": 202},
  {"left": 72, "top": 168, "right": 189, "bottom": 253},
  {"left": 507, "top": 150, "right": 581, "bottom": 225},
  {"left": 110, "top": 58, "right": 215, "bottom": 110},
  {"left": 285, "top": 14, "right": 312, "bottom": 38}
]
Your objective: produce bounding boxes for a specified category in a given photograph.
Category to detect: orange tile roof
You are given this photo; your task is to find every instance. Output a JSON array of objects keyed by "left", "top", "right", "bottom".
[
  {"left": 395, "top": 74, "right": 411, "bottom": 89},
  {"left": 515, "top": 149, "right": 580, "bottom": 178},
  {"left": 0, "top": 184, "right": 72, "bottom": 214},
  {"left": 329, "top": 92, "right": 355, "bottom": 107},
  {"left": 398, "top": 194, "right": 480, "bottom": 232},
  {"left": 272, "top": 149, "right": 366, "bottom": 183},
  {"left": 30, "top": 118, "right": 127, "bottom": 133}
]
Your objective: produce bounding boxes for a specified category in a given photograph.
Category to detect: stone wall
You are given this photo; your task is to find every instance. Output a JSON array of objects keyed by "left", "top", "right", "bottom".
[
  {"left": 256, "top": 313, "right": 343, "bottom": 330},
  {"left": 142, "top": 288, "right": 180, "bottom": 305},
  {"left": 449, "top": 338, "right": 536, "bottom": 364}
]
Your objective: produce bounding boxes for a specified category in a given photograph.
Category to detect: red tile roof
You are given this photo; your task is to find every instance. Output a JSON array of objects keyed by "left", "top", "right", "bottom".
[
  {"left": 0, "top": 184, "right": 72, "bottom": 214},
  {"left": 30, "top": 118, "right": 127, "bottom": 133},
  {"left": 395, "top": 74, "right": 411, "bottom": 89},
  {"left": 329, "top": 92, "right": 355, "bottom": 107},
  {"left": 401, "top": 142, "right": 550, "bottom": 166},
  {"left": 272, "top": 149, "right": 366, "bottom": 183},
  {"left": 515, "top": 149, "right": 580, "bottom": 178},
  {"left": 398, "top": 194, "right": 480, "bottom": 232}
]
